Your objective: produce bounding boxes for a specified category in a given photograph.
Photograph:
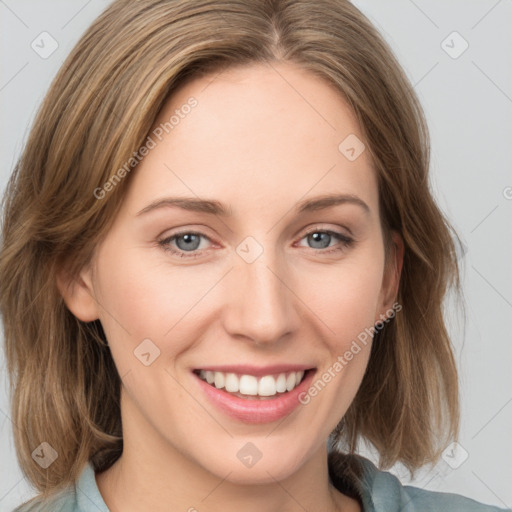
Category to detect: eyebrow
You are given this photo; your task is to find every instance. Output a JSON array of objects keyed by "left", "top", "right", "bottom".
[{"left": 136, "top": 193, "right": 370, "bottom": 217}]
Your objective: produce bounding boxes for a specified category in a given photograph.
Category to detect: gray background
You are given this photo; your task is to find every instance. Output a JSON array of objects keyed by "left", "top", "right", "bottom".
[{"left": 1, "top": 0, "right": 511, "bottom": 510}]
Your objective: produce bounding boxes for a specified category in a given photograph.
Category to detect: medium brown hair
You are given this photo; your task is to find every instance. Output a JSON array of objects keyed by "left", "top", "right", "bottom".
[{"left": 0, "top": 0, "right": 460, "bottom": 503}]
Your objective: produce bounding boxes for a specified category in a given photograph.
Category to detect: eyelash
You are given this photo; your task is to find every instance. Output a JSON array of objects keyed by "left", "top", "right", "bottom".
[{"left": 158, "top": 228, "right": 354, "bottom": 259}]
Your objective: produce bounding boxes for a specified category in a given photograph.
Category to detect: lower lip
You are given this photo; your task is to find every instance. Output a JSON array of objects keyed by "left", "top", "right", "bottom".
[{"left": 194, "top": 370, "right": 316, "bottom": 424}]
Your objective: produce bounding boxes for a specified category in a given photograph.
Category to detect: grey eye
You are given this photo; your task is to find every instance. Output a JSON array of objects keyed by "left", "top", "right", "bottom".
[
  {"left": 306, "top": 232, "right": 334, "bottom": 249},
  {"left": 174, "top": 233, "right": 202, "bottom": 251}
]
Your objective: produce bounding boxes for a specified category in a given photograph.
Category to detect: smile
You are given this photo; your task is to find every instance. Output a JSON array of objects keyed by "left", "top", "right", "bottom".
[
  {"left": 193, "top": 366, "right": 316, "bottom": 424},
  {"left": 196, "top": 369, "right": 306, "bottom": 398}
]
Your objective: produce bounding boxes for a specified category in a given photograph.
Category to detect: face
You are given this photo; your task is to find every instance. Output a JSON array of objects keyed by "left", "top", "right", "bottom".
[{"left": 62, "top": 61, "right": 401, "bottom": 484}]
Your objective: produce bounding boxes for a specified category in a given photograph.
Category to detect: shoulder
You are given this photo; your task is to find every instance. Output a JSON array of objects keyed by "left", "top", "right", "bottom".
[
  {"left": 356, "top": 456, "right": 510, "bottom": 512},
  {"left": 12, "top": 489, "right": 77, "bottom": 512},
  {"left": 12, "top": 462, "right": 108, "bottom": 512}
]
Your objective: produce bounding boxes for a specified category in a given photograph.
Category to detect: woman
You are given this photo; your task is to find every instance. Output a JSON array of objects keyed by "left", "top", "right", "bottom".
[{"left": 1, "top": 1, "right": 508, "bottom": 511}]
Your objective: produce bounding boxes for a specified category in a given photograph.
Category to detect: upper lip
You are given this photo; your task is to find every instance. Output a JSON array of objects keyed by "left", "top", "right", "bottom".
[{"left": 194, "top": 364, "right": 315, "bottom": 377}]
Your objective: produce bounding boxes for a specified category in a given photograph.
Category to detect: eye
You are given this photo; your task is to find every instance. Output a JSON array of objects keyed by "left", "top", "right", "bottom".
[
  {"left": 296, "top": 229, "right": 354, "bottom": 255},
  {"left": 158, "top": 231, "right": 213, "bottom": 258}
]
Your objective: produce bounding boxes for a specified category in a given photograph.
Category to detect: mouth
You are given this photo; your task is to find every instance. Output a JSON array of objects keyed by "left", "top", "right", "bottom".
[
  {"left": 193, "top": 368, "right": 311, "bottom": 400},
  {"left": 192, "top": 365, "right": 317, "bottom": 424}
]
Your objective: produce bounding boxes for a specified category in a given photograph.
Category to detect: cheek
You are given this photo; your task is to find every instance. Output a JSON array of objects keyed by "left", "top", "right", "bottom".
[
  {"left": 296, "top": 265, "right": 382, "bottom": 430},
  {"left": 92, "top": 246, "right": 220, "bottom": 370},
  {"left": 300, "top": 256, "right": 385, "bottom": 344},
  {"left": 295, "top": 252, "right": 384, "bottom": 409}
]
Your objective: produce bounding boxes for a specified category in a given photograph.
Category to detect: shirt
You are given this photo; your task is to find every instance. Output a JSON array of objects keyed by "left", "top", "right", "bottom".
[{"left": 13, "top": 455, "right": 510, "bottom": 511}]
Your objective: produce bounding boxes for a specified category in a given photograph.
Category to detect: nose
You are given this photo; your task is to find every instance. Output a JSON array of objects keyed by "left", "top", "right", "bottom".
[{"left": 222, "top": 252, "right": 300, "bottom": 346}]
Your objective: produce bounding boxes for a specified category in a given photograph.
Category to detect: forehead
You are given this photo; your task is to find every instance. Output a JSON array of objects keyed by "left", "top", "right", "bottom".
[{"left": 124, "top": 61, "right": 377, "bottom": 217}]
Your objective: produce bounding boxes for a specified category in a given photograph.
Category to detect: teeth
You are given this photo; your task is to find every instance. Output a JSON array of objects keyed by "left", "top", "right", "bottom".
[
  {"left": 198, "top": 370, "right": 305, "bottom": 397},
  {"left": 240, "top": 375, "right": 258, "bottom": 395},
  {"left": 258, "top": 375, "right": 276, "bottom": 396},
  {"left": 286, "top": 372, "right": 296, "bottom": 391},
  {"left": 214, "top": 372, "right": 225, "bottom": 389},
  {"left": 225, "top": 373, "right": 238, "bottom": 392},
  {"left": 276, "top": 373, "right": 287, "bottom": 393}
]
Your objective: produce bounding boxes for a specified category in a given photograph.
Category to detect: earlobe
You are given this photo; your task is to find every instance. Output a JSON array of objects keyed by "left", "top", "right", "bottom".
[
  {"left": 56, "top": 264, "right": 100, "bottom": 322},
  {"left": 377, "top": 231, "right": 404, "bottom": 320}
]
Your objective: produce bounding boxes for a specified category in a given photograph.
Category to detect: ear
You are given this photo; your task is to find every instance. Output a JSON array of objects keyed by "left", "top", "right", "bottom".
[
  {"left": 376, "top": 231, "right": 404, "bottom": 321},
  {"left": 56, "top": 262, "right": 100, "bottom": 322}
]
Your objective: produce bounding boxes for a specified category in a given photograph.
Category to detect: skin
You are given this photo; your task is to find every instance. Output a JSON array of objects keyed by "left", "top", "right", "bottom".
[{"left": 58, "top": 61, "right": 403, "bottom": 512}]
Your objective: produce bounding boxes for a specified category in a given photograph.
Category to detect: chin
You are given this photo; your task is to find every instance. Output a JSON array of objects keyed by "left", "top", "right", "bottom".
[
  {"left": 194, "top": 440, "right": 310, "bottom": 485},
  {"left": 220, "top": 461, "right": 301, "bottom": 486}
]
